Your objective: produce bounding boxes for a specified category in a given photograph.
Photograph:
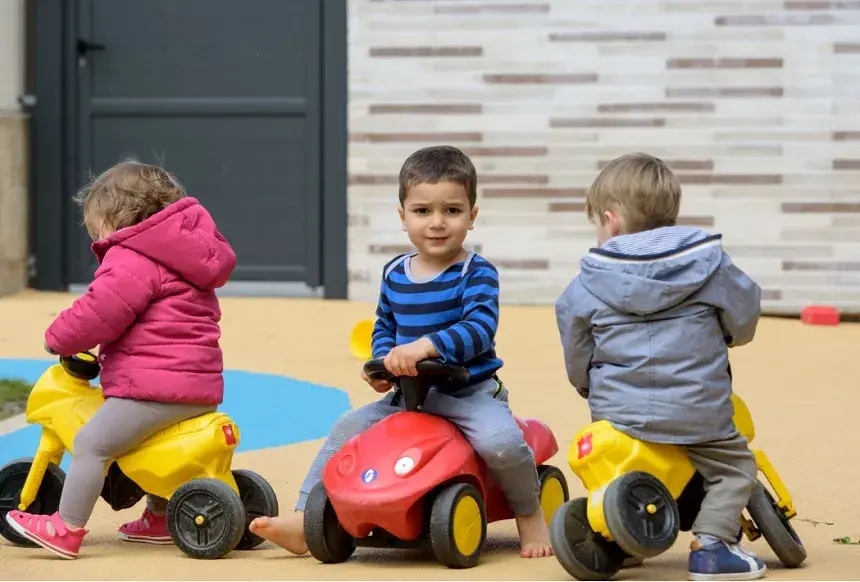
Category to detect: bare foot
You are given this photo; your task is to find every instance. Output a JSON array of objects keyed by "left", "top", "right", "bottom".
[
  {"left": 249, "top": 512, "right": 308, "bottom": 555},
  {"left": 515, "top": 509, "right": 553, "bottom": 558}
]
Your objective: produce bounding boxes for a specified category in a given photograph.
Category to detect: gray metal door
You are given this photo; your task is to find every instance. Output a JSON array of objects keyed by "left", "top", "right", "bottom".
[{"left": 70, "top": 0, "right": 322, "bottom": 287}]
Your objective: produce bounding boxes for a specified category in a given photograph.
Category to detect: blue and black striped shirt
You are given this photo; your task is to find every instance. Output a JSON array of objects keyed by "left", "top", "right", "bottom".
[{"left": 371, "top": 250, "right": 504, "bottom": 385}]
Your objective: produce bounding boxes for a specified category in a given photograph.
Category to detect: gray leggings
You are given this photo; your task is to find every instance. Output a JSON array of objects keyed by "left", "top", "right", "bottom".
[
  {"left": 297, "top": 378, "right": 541, "bottom": 516},
  {"left": 59, "top": 398, "right": 215, "bottom": 527},
  {"left": 684, "top": 431, "right": 758, "bottom": 542}
]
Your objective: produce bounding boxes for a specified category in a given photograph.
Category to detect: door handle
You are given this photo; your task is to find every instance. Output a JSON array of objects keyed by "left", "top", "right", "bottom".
[
  {"left": 17, "top": 94, "right": 36, "bottom": 109},
  {"left": 77, "top": 38, "right": 106, "bottom": 56}
]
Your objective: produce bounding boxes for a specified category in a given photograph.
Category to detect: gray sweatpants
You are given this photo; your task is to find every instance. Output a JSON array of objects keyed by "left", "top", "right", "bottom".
[
  {"left": 59, "top": 398, "right": 215, "bottom": 527},
  {"left": 683, "top": 431, "right": 758, "bottom": 542},
  {"left": 297, "top": 378, "right": 541, "bottom": 516}
]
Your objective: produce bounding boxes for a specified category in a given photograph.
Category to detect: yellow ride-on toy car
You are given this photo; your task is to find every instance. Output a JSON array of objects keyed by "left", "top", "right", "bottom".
[
  {"left": 0, "top": 353, "right": 278, "bottom": 559},
  {"left": 550, "top": 393, "right": 806, "bottom": 580}
]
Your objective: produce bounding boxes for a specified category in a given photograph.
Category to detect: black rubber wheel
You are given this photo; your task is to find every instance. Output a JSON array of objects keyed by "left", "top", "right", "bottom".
[
  {"left": 429, "top": 482, "right": 487, "bottom": 569},
  {"left": 537, "top": 465, "right": 570, "bottom": 523},
  {"left": 304, "top": 482, "right": 355, "bottom": 563},
  {"left": 0, "top": 458, "right": 66, "bottom": 547},
  {"left": 603, "top": 471, "right": 679, "bottom": 558},
  {"left": 549, "top": 498, "right": 625, "bottom": 581},
  {"left": 232, "top": 469, "right": 279, "bottom": 550},
  {"left": 746, "top": 482, "right": 806, "bottom": 568},
  {"left": 166, "top": 478, "right": 245, "bottom": 559}
]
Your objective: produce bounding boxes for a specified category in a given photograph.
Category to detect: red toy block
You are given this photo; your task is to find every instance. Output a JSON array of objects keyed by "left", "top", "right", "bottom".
[{"left": 801, "top": 305, "right": 840, "bottom": 326}]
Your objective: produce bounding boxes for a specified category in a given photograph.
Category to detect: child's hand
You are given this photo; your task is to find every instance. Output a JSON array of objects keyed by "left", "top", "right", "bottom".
[
  {"left": 361, "top": 368, "right": 393, "bottom": 393},
  {"left": 383, "top": 338, "right": 436, "bottom": 377}
]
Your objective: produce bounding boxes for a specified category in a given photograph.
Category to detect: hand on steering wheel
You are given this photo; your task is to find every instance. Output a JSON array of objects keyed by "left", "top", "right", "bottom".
[
  {"left": 361, "top": 367, "right": 394, "bottom": 393},
  {"left": 382, "top": 339, "right": 436, "bottom": 377}
]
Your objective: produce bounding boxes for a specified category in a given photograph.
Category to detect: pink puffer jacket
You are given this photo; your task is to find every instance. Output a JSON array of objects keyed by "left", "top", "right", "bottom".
[{"left": 45, "top": 197, "right": 236, "bottom": 405}]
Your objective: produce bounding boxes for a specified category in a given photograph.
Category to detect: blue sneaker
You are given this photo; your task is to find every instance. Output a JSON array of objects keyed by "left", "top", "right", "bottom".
[{"left": 688, "top": 539, "right": 767, "bottom": 581}]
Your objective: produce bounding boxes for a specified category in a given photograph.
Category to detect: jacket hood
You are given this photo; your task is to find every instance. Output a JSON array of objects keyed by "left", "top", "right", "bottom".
[
  {"left": 578, "top": 227, "right": 723, "bottom": 315},
  {"left": 92, "top": 197, "right": 236, "bottom": 290}
]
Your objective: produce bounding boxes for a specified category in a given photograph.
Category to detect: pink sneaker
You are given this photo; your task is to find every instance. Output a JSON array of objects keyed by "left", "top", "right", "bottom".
[
  {"left": 5, "top": 510, "right": 87, "bottom": 559},
  {"left": 118, "top": 508, "right": 173, "bottom": 544}
]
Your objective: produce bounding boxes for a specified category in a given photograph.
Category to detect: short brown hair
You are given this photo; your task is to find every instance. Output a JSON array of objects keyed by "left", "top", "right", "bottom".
[
  {"left": 398, "top": 145, "right": 477, "bottom": 207},
  {"left": 75, "top": 158, "right": 187, "bottom": 239},
  {"left": 586, "top": 153, "right": 681, "bottom": 233}
]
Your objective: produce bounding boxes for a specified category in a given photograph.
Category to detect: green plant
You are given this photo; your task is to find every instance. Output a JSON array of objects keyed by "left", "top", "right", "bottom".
[{"left": 0, "top": 378, "right": 33, "bottom": 420}]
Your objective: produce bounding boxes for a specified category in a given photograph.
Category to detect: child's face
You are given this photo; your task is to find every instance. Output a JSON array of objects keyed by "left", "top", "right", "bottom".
[{"left": 398, "top": 180, "right": 478, "bottom": 260}]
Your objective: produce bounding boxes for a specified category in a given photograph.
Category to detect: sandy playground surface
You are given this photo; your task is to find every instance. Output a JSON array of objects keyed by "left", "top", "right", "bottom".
[{"left": 0, "top": 291, "right": 857, "bottom": 580}]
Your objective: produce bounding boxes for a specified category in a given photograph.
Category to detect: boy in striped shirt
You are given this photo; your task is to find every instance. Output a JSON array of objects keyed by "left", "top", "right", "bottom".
[{"left": 250, "top": 145, "right": 552, "bottom": 559}]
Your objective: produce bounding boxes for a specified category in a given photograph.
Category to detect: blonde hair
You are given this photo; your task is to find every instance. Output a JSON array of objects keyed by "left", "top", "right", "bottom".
[
  {"left": 75, "top": 158, "right": 187, "bottom": 239},
  {"left": 585, "top": 153, "right": 681, "bottom": 233}
]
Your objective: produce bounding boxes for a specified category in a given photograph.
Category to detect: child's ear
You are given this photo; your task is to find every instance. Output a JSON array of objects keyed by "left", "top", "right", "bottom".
[
  {"left": 397, "top": 205, "right": 406, "bottom": 231},
  {"left": 604, "top": 210, "right": 622, "bottom": 237},
  {"left": 469, "top": 205, "right": 479, "bottom": 230}
]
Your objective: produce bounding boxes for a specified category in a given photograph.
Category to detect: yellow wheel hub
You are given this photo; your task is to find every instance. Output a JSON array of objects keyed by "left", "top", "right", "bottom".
[
  {"left": 76, "top": 352, "right": 96, "bottom": 362},
  {"left": 451, "top": 494, "right": 482, "bottom": 556},
  {"left": 540, "top": 477, "right": 566, "bottom": 526},
  {"left": 195, "top": 515, "right": 205, "bottom": 526},
  {"left": 646, "top": 504, "right": 657, "bottom": 515}
]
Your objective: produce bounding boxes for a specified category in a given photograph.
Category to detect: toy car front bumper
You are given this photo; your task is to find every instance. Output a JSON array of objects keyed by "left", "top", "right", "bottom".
[{"left": 327, "top": 485, "right": 428, "bottom": 541}]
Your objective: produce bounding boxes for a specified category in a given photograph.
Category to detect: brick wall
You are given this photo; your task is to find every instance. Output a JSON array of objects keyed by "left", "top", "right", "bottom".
[{"left": 346, "top": 0, "right": 860, "bottom": 314}]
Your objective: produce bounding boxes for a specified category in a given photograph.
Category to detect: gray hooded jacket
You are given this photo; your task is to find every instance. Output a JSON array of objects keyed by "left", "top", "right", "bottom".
[{"left": 555, "top": 227, "right": 761, "bottom": 444}]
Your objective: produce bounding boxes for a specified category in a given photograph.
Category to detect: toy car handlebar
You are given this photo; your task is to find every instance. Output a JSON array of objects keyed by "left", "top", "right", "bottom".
[
  {"left": 364, "top": 358, "right": 470, "bottom": 412},
  {"left": 363, "top": 358, "right": 470, "bottom": 384},
  {"left": 60, "top": 351, "right": 101, "bottom": 381}
]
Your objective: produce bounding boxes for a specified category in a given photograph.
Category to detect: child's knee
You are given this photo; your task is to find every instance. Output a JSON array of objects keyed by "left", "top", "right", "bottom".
[
  {"left": 72, "top": 424, "right": 113, "bottom": 459},
  {"left": 471, "top": 428, "right": 532, "bottom": 470}
]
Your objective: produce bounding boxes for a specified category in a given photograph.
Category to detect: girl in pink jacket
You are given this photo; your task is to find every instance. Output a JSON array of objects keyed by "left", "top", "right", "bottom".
[{"left": 5, "top": 159, "right": 236, "bottom": 559}]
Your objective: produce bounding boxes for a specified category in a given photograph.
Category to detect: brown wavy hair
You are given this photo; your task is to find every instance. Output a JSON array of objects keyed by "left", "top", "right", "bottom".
[{"left": 75, "top": 158, "right": 187, "bottom": 239}]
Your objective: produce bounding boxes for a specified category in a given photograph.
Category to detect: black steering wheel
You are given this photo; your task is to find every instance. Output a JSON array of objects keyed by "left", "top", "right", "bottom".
[
  {"left": 60, "top": 351, "right": 101, "bottom": 381},
  {"left": 363, "top": 358, "right": 470, "bottom": 412},
  {"left": 363, "top": 358, "right": 470, "bottom": 385}
]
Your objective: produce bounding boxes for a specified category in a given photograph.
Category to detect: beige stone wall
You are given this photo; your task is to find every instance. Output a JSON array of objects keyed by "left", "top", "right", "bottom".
[
  {"left": 0, "top": 115, "right": 28, "bottom": 296},
  {"left": 0, "top": 0, "right": 27, "bottom": 297},
  {"left": 0, "top": 0, "right": 25, "bottom": 112},
  {"left": 346, "top": 0, "right": 860, "bottom": 314}
]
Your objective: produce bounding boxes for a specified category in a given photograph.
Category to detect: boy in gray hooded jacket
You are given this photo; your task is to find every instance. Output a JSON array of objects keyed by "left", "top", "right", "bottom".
[{"left": 555, "top": 153, "right": 766, "bottom": 581}]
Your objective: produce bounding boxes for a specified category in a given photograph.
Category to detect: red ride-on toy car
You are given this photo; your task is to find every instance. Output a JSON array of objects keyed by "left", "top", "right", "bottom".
[{"left": 304, "top": 359, "right": 570, "bottom": 569}]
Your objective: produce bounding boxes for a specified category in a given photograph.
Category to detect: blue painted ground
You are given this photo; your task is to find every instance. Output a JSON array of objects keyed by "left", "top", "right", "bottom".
[{"left": 0, "top": 358, "right": 352, "bottom": 470}]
